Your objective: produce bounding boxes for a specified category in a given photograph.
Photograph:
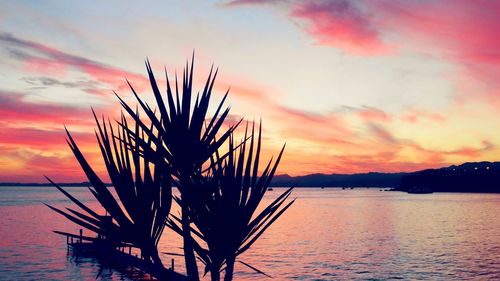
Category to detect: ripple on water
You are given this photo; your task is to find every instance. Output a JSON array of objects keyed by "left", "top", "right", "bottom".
[{"left": 2, "top": 188, "right": 500, "bottom": 280}]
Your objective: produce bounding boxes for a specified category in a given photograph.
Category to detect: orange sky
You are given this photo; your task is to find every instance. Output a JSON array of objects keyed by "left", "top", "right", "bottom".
[{"left": 1, "top": 0, "right": 500, "bottom": 182}]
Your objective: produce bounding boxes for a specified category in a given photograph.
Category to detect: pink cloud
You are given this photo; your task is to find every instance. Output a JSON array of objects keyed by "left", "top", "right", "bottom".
[
  {"left": 0, "top": 32, "right": 148, "bottom": 92},
  {"left": 274, "top": 105, "right": 354, "bottom": 138},
  {"left": 443, "top": 140, "right": 495, "bottom": 158},
  {"left": 0, "top": 90, "right": 94, "bottom": 125},
  {"left": 357, "top": 106, "right": 391, "bottom": 123},
  {"left": 0, "top": 144, "right": 100, "bottom": 183},
  {"left": 0, "top": 125, "right": 94, "bottom": 148},
  {"left": 290, "top": 0, "right": 391, "bottom": 55},
  {"left": 400, "top": 109, "right": 446, "bottom": 124},
  {"left": 283, "top": 0, "right": 500, "bottom": 69},
  {"left": 216, "top": 80, "right": 273, "bottom": 102},
  {"left": 24, "top": 57, "right": 68, "bottom": 76}
]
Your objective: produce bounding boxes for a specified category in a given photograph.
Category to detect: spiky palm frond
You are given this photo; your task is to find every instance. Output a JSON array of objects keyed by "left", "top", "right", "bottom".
[
  {"left": 116, "top": 56, "right": 240, "bottom": 280},
  {"left": 47, "top": 111, "right": 172, "bottom": 266},
  {"left": 169, "top": 122, "right": 294, "bottom": 280},
  {"left": 116, "top": 56, "right": 239, "bottom": 184}
]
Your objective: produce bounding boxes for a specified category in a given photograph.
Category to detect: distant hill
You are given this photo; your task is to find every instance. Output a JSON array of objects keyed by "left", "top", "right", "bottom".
[
  {"left": 271, "top": 172, "right": 408, "bottom": 187},
  {"left": 397, "top": 161, "right": 500, "bottom": 193}
]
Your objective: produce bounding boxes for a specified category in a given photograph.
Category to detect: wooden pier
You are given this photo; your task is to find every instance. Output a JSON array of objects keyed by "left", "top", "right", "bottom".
[{"left": 55, "top": 229, "right": 187, "bottom": 280}]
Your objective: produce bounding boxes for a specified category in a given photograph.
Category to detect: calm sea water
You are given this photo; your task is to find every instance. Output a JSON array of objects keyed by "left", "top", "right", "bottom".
[{"left": 1, "top": 187, "right": 500, "bottom": 280}]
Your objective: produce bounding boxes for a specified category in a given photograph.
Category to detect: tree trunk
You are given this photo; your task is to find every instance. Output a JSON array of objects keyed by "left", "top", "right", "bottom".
[
  {"left": 150, "top": 246, "right": 164, "bottom": 268},
  {"left": 141, "top": 239, "right": 164, "bottom": 268},
  {"left": 223, "top": 257, "right": 235, "bottom": 281},
  {"left": 182, "top": 205, "right": 199, "bottom": 280},
  {"left": 210, "top": 265, "right": 220, "bottom": 281}
]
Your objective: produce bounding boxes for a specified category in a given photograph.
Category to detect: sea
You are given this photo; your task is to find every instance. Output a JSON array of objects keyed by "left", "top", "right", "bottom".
[{"left": 1, "top": 186, "right": 500, "bottom": 280}]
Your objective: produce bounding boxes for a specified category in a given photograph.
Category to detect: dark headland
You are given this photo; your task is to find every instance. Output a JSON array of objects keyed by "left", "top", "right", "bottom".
[
  {"left": 271, "top": 161, "right": 500, "bottom": 193},
  {"left": 396, "top": 161, "right": 500, "bottom": 193}
]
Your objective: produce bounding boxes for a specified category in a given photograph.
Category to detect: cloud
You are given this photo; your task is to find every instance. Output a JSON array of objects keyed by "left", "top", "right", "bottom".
[
  {"left": 332, "top": 153, "right": 446, "bottom": 174},
  {"left": 443, "top": 140, "right": 495, "bottom": 158},
  {"left": 367, "top": 122, "right": 494, "bottom": 161},
  {"left": 0, "top": 32, "right": 147, "bottom": 90},
  {"left": 216, "top": 79, "right": 273, "bottom": 102},
  {"left": 355, "top": 106, "right": 392, "bottom": 123},
  {"left": 0, "top": 90, "right": 93, "bottom": 125},
  {"left": 290, "top": 0, "right": 391, "bottom": 55},
  {"left": 378, "top": 0, "right": 500, "bottom": 108},
  {"left": 400, "top": 109, "right": 446, "bottom": 123},
  {"left": 20, "top": 76, "right": 112, "bottom": 97},
  {"left": 367, "top": 123, "right": 397, "bottom": 144},
  {"left": 0, "top": 143, "right": 100, "bottom": 182},
  {"left": 273, "top": 105, "right": 354, "bottom": 141},
  {"left": 0, "top": 125, "right": 94, "bottom": 148},
  {"left": 22, "top": 76, "right": 101, "bottom": 89},
  {"left": 3, "top": 32, "right": 282, "bottom": 104}
]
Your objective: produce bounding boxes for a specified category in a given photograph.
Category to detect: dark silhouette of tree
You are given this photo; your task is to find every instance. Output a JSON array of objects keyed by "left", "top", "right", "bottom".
[
  {"left": 47, "top": 112, "right": 172, "bottom": 267},
  {"left": 48, "top": 55, "right": 294, "bottom": 280},
  {"left": 169, "top": 122, "right": 294, "bottom": 281},
  {"left": 117, "top": 56, "right": 238, "bottom": 280}
]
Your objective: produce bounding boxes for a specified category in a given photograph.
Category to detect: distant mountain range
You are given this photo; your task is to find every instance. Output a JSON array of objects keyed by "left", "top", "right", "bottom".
[
  {"left": 3, "top": 161, "right": 500, "bottom": 192},
  {"left": 271, "top": 172, "right": 406, "bottom": 187}
]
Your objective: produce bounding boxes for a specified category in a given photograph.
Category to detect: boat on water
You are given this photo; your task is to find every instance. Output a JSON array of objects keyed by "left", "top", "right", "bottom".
[{"left": 268, "top": 187, "right": 273, "bottom": 191}]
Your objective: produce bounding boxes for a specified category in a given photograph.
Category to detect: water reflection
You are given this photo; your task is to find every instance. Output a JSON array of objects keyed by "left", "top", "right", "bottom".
[
  {"left": 1, "top": 187, "right": 500, "bottom": 280},
  {"left": 67, "top": 254, "right": 154, "bottom": 281}
]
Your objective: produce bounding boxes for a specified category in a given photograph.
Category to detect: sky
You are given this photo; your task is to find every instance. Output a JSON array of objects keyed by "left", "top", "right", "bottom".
[{"left": 1, "top": 0, "right": 500, "bottom": 182}]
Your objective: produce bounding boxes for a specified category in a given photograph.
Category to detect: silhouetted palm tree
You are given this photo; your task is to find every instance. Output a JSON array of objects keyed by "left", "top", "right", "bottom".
[
  {"left": 49, "top": 55, "right": 294, "bottom": 280},
  {"left": 169, "top": 122, "right": 295, "bottom": 281},
  {"left": 47, "top": 111, "right": 171, "bottom": 267},
  {"left": 117, "top": 56, "right": 238, "bottom": 280}
]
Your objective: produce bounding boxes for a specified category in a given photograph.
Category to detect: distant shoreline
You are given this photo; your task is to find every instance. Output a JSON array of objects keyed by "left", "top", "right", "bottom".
[
  {"left": 3, "top": 161, "right": 500, "bottom": 192},
  {"left": 2, "top": 184, "right": 500, "bottom": 194}
]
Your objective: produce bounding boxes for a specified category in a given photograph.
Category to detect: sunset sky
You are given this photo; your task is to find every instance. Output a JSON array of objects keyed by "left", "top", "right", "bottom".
[{"left": 1, "top": 0, "right": 500, "bottom": 182}]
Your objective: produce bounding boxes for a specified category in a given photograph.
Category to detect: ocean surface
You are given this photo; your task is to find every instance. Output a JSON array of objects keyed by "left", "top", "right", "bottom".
[{"left": 1, "top": 187, "right": 500, "bottom": 280}]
